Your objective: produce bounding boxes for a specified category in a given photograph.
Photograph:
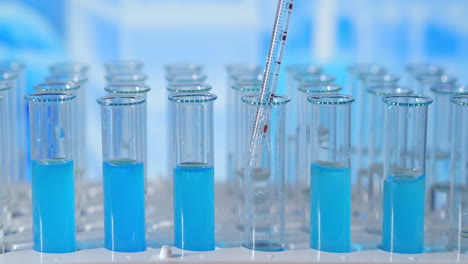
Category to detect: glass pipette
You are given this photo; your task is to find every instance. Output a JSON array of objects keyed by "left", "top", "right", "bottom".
[{"left": 249, "top": 0, "right": 294, "bottom": 167}]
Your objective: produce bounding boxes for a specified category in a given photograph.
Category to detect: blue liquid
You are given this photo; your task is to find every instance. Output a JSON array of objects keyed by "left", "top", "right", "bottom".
[
  {"left": 382, "top": 173, "right": 425, "bottom": 254},
  {"left": 32, "top": 159, "right": 75, "bottom": 253},
  {"left": 310, "top": 162, "right": 351, "bottom": 253},
  {"left": 174, "top": 163, "right": 215, "bottom": 251},
  {"left": 104, "top": 159, "right": 146, "bottom": 252}
]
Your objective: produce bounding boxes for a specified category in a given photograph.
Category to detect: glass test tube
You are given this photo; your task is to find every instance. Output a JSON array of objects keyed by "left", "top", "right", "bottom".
[
  {"left": 381, "top": 94, "right": 432, "bottom": 254},
  {"left": 447, "top": 95, "right": 468, "bottom": 254},
  {"left": 97, "top": 95, "right": 146, "bottom": 252},
  {"left": 0, "top": 91, "right": 7, "bottom": 254},
  {"left": 49, "top": 62, "right": 89, "bottom": 75},
  {"left": 230, "top": 80, "right": 261, "bottom": 230},
  {"left": 166, "top": 72, "right": 207, "bottom": 85},
  {"left": 226, "top": 64, "right": 261, "bottom": 77},
  {"left": 0, "top": 81, "right": 13, "bottom": 230},
  {"left": 166, "top": 83, "right": 212, "bottom": 183},
  {"left": 296, "top": 82, "right": 342, "bottom": 232},
  {"left": 0, "top": 71, "right": 20, "bottom": 201},
  {"left": 427, "top": 85, "right": 468, "bottom": 226},
  {"left": 25, "top": 92, "right": 77, "bottom": 253},
  {"left": 169, "top": 93, "right": 216, "bottom": 251},
  {"left": 365, "top": 85, "right": 413, "bottom": 234},
  {"left": 355, "top": 73, "right": 399, "bottom": 217},
  {"left": 242, "top": 94, "right": 290, "bottom": 252},
  {"left": 106, "top": 72, "right": 148, "bottom": 86},
  {"left": 404, "top": 63, "right": 444, "bottom": 92},
  {"left": 165, "top": 63, "right": 203, "bottom": 75},
  {"left": 0, "top": 62, "right": 27, "bottom": 187},
  {"left": 307, "top": 94, "right": 354, "bottom": 253},
  {"left": 104, "top": 60, "right": 144, "bottom": 73}
]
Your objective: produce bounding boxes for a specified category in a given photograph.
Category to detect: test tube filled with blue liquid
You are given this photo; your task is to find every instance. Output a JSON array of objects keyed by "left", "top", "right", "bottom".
[
  {"left": 242, "top": 94, "right": 290, "bottom": 252},
  {"left": 169, "top": 92, "right": 217, "bottom": 251},
  {"left": 25, "top": 91, "right": 77, "bottom": 253},
  {"left": 97, "top": 95, "right": 147, "bottom": 252},
  {"left": 307, "top": 94, "right": 355, "bottom": 253},
  {"left": 381, "top": 94, "right": 432, "bottom": 254}
]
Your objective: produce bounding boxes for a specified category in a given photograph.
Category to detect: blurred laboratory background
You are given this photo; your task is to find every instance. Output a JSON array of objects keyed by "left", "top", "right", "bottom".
[{"left": 1, "top": 0, "right": 467, "bottom": 182}]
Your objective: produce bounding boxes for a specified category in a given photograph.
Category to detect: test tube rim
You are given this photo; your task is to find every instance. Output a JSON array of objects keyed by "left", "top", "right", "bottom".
[
  {"left": 226, "top": 63, "right": 261, "bottom": 74},
  {"left": 34, "top": 81, "right": 81, "bottom": 92},
  {"left": 298, "top": 83, "right": 342, "bottom": 94},
  {"left": 307, "top": 94, "right": 355, "bottom": 105},
  {"left": 168, "top": 92, "right": 217, "bottom": 103},
  {"left": 286, "top": 64, "right": 324, "bottom": 74},
  {"left": 24, "top": 91, "right": 76, "bottom": 102},
  {"left": 367, "top": 85, "right": 413, "bottom": 96},
  {"left": 0, "top": 81, "right": 13, "bottom": 91},
  {"left": 166, "top": 82, "right": 212, "bottom": 93},
  {"left": 103, "top": 60, "right": 144, "bottom": 71},
  {"left": 294, "top": 73, "right": 336, "bottom": 83},
  {"left": 358, "top": 72, "right": 400, "bottom": 83},
  {"left": 241, "top": 94, "right": 290, "bottom": 106},
  {"left": 231, "top": 73, "right": 263, "bottom": 82},
  {"left": 165, "top": 72, "right": 208, "bottom": 82},
  {"left": 231, "top": 80, "right": 262, "bottom": 92},
  {"left": 405, "top": 63, "right": 444, "bottom": 75},
  {"left": 347, "top": 63, "right": 387, "bottom": 74},
  {"left": 97, "top": 95, "right": 145, "bottom": 106},
  {"left": 430, "top": 84, "right": 468, "bottom": 95},
  {"left": 450, "top": 94, "right": 468, "bottom": 106},
  {"left": 105, "top": 72, "right": 148, "bottom": 82},
  {"left": 0, "top": 70, "right": 18, "bottom": 81},
  {"left": 105, "top": 84, "right": 151, "bottom": 94},
  {"left": 0, "top": 60, "right": 26, "bottom": 71},
  {"left": 382, "top": 94, "right": 433, "bottom": 107},
  {"left": 45, "top": 73, "right": 88, "bottom": 85},
  {"left": 49, "top": 62, "right": 89, "bottom": 74},
  {"left": 416, "top": 73, "right": 457, "bottom": 84},
  {"left": 164, "top": 63, "right": 203, "bottom": 73}
]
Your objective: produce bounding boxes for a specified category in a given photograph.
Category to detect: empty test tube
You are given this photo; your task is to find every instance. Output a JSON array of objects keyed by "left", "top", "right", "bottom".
[
  {"left": 427, "top": 85, "right": 468, "bottom": 227},
  {"left": 296, "top": 82, "right": 342, "bottom": 232},
  {"left": 169, "top": 93, "right": 217, "bottom": 251},
  {"left": 404, "top": 63, "right": 444, "bottom": 92},
  {"left": 365, "top": 85, "right": 413, "bottom": 234},
  {"left": 447, "top": 95, "right": 468, "bottom": 254},
  {"left": 106, "top": 72, "right": 148, "bottom": 85},
  {"left": 49, "top": 62, "right": 89, "bottom": 75},
  {"left": 381, "top": 94, "right": 432, "bottom": 254},
  {"left": 166, "top": 72, "right": 207, "bottom": 84},
  {"left": 242, "top": 94, "right": 290, "bottom": 252},
  {"left": 0, "top": 81, "right": 13, "bottom": 230},
  {"left": 25, "top": 92, "right": 77, "bottom": 253},
  {"left": 97, "top": 95, "right": 147, "bottom": 252},
  {"left": 230, "top": 80, "right": 261, "bottom": 230},
  {"left": 104, "top": 60, "right": 144, "bottom": 73},
  {"left": 307, "top": 94, "right": 354, "bottom": 253},
  {"left": 0, "top": 92, "right": 7, "bottom": 253},
  {"left": 165, "top": 63, "right": 203, "bottom": 75}
]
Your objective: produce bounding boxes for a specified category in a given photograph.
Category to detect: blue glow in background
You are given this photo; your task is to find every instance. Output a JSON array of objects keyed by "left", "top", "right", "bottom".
[{"left": 1, "top": 0, "right": 468, "bottom": 182}]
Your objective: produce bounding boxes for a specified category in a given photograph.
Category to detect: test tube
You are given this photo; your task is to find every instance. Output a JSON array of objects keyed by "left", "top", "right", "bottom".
[
  {"left": 365, "top": 85, "right": 413, "bottom": 234},
  {"left": 104, "top": 60, "right": 144, "bottom": 73},
  {"left": 230, "top": 80, "right": 261, "bottom": 230},
  {"left": 296, "top": 82, "right": 342, "bottom": 232},
  {"left": 49, "top": 62, "right": 89, "bottom": 75},
  {"left": 381, "top": 94, "right": 432, "bottom": 254},
  {"left": 416, "top": 74, "right": 457, "bottom": 96},
  {"left": 427, "top": 85, "right": 468, "bottom": 226},
  {"left": 447, "top": 95, "right": 468, "bottom": 254},
  {"left": 97, "top": 95, "right": 146, "bottom": 252},
  {"left": 355, "top": 73, "right": 399, "bottom": 218},
  {"left": 0, "top": 93, "right": 6, "bottom": 253},
  {"left": 404, "top": 63, "right": 444, "bottom": 92},
  {"left": 226, "top": 64, "right": 261, "bottom": 77},
  {"left": 307, "top": 94, "right": 354, "bottom": 253},
  {"left": 166, "top": 72, "right": 207, "bottom": 85},
  {"left": 169, "top": 93, "right": 217, "bottom": 251},
  {"left": 25, "top": 91, "right": 77, "bottom": 253},
  {"left": 0, "top": 62, "right": 27, "bottom": 188},
  {"left": 242, "top": 94, "right": 290, "bottom": 252},
  {"left": 105, "top": 72, "right": 148, "bottom": 85},
  {"left": 164, "top": 63, "right": 203, "bottom": 75},
  {"left": 295, "top": 73, "right": 335, "bottom": 85}
]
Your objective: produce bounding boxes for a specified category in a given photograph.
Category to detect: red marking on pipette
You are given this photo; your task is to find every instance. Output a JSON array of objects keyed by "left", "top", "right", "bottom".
[
  {"left": 282, "top": 35, "right": 287, "bottom": 41},
  {"left": 263, "top": 125, "right": 268, "bottom": 134},
  {"left": 289, "top": 3, "right": 293, "bottom": 9}
]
